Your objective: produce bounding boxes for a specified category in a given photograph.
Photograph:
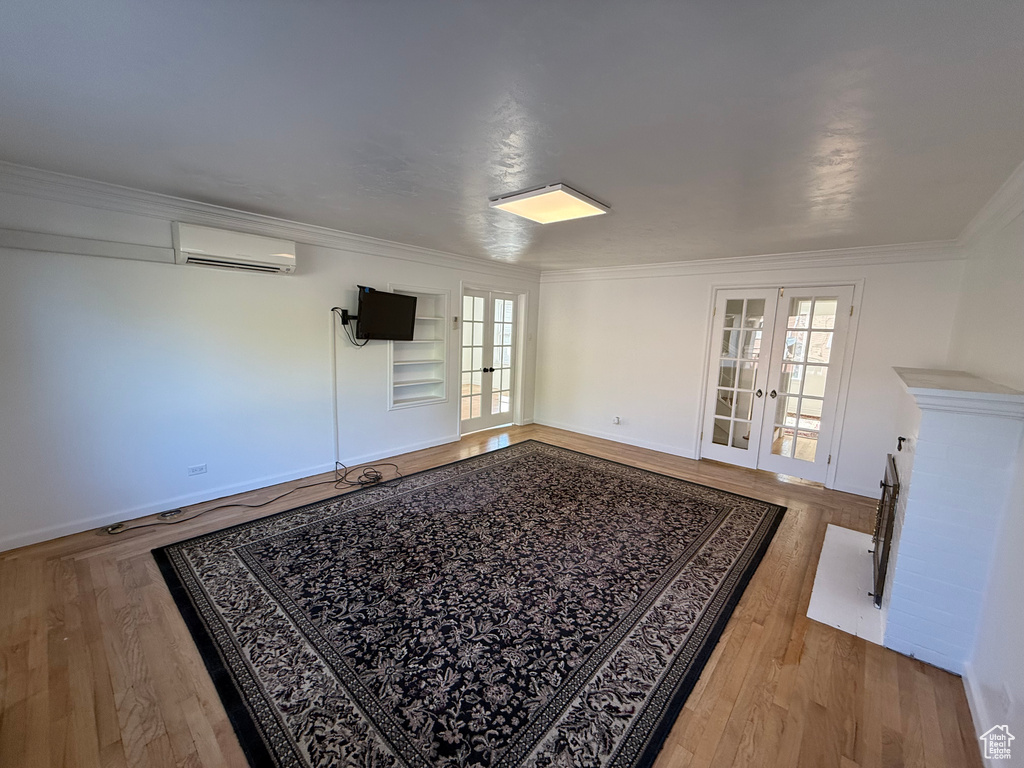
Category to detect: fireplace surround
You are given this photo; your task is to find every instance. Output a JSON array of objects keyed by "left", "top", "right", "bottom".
[{"left": 879, "top": 368, "right": 1024, "bottom": 673}]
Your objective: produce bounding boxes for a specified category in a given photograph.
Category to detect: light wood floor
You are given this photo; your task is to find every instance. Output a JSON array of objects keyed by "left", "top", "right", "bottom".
[{"left": 0, "top": 425, "right": 982, "bottom": 768}]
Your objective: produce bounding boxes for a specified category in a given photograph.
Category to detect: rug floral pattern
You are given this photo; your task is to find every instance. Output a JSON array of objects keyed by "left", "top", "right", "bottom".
[{"left": 155, "top": 441, "right": 784, "bottom": 768}]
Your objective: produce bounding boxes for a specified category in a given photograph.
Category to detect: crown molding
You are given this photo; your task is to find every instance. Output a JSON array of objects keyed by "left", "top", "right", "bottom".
[
  {"left": 539, "top": 240, "right": 964, "bottom": 283},
  {"left": 0, "top": 162, "right": 540, "bottom": 281},
  {"left": 958, "top": 158, "right": 1024, "bottom": 248}
]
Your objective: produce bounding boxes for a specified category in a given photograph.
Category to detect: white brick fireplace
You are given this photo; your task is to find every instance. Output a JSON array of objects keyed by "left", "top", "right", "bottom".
[{"left": 881, "top": 368, "right": 1024, "bottom": 673}]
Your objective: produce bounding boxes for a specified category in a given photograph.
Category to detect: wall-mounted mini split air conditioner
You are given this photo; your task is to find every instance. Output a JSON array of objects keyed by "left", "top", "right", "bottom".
[{"left": 171, "top": 223, "right": 296, "bottom": 274}]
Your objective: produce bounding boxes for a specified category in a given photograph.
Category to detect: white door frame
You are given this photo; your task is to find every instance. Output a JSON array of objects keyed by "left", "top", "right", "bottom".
[
  {"left": 695, "top": 279, "right": 863, "bottom": 489},
  {"left": 457, "top": 282, "right": 529, "bottom": 437}
]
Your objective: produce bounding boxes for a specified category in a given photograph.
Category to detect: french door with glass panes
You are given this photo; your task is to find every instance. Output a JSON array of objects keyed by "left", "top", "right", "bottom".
[
  {"left": 700, "top": 285, "right": 854, "bottom": 483},
  {"left": 460, "top": 289, "right": 517, "bottom": 433}
]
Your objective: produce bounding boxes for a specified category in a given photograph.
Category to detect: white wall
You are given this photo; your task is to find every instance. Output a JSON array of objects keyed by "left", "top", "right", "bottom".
[
  {"left": 0, "top": 192, "right": 539, "bottom": 551},
  {"left": 535, "top": 254, "right": 965, "bottom": 497},
  {"left": 949, "top": 190, "right": 1024, "bottom": 743}
]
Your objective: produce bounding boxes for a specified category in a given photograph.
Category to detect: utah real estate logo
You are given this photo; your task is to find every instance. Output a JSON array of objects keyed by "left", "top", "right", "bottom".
[{"left": 979, "top": 725, "right": 1014, "bottom": 760}]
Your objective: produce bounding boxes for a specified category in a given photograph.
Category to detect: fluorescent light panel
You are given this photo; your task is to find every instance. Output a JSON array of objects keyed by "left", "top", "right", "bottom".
[{"left": 490, "top": 184, "right": 608, "bottom": 224}]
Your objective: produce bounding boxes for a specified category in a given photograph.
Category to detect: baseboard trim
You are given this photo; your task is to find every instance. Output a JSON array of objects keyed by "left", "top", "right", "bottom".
[
  {"left": 532, "top": 419, "right": 696, "bottom": 460},
  {"left": 1, "top": 434, "right": 469, "bottom": 553},
  {"left": 961, "top": 660, "right": 989, "bottom": 757},
  {"left": 0, "top": 462, "right": 337, "bottom": 553},
  {"left": 339, "top": 433, "right": 462, "bottom": 469}
]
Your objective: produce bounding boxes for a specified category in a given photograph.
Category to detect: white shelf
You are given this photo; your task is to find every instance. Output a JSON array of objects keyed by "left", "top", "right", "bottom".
[
  {"left": 388, "top": 286, "right": 450, "bottom": 410},
  {"left": 393, "top": 394, "right": 446, "bottom": 406}
]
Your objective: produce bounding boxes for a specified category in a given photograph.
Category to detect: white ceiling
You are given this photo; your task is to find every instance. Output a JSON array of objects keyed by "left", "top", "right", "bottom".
[{"left": 1, "top": 1, "right": 1022, "bottom": 271}]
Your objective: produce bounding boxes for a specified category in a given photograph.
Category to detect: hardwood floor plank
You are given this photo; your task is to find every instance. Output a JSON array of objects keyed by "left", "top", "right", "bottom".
[{"left": 0, "top": 425, "right": 984, "bottom": 768}]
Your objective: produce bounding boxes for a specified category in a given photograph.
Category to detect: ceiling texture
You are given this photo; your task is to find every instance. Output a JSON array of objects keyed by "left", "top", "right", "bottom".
[{"left": 2, "top": 0, "right": 1022, "bottom": 271}]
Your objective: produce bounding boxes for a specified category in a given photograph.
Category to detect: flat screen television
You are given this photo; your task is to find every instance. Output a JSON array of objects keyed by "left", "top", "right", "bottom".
[{"left": 356, "top": 286, "right": 417, "bottom": 340}]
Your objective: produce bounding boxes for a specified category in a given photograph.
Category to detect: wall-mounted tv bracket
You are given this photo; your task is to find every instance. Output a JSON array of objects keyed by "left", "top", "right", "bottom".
[{"left": 339, "top": 309, "right": 356, "bottom": 325}]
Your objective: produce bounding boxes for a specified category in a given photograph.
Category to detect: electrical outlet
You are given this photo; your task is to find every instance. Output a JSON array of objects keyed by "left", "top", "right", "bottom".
[{"left": 188, "top": 463, "right": 207, "bottom": 477}]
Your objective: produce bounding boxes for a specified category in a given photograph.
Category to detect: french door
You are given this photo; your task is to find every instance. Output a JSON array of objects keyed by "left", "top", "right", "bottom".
[
  {"left": 460, "top": 288, "right": 518, "bottom": 433},
  {"left": 700, "top": 285, "right": 854, "bottom": 483}
]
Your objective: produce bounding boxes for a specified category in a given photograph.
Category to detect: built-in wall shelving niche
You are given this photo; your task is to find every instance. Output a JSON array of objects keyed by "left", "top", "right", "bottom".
[{"left": 388, "top": 285, "right": 450, "bottom": 410}]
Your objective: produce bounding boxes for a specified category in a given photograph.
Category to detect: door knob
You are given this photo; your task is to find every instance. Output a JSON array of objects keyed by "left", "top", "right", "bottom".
[
  {"left": 482, "top": 367, "right": 495, "bottom": 373},
  {"left": 769, "top": 390, "right": 777, "bottom": 399},
  {"left": 756, "top": 388, "right": 763, "bottom": 398}
]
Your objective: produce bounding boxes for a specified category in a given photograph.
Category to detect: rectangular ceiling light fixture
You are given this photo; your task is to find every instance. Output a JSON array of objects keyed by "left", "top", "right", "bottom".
[{"left": 489, "top": 183, "right": 609, "bottom": 224}]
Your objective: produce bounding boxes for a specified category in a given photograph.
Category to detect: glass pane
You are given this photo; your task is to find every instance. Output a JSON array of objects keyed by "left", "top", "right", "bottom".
[
  {"left": 744, "top": 299, "right": 766, "bottom": 328},
  {"left": 712, "top": 418, "right": 730, "bottom": 445},
  {"left": 716, "top": 390, "right": 733, "bottom": 417},
  {"left": 780, "top": 363, "right": 802, "bottom": 394},
  {"left": 500, "top": 393, "right": 510, "bottom": 413},
  {"left": 472, "top": 322, "right": 483, "bottom": 347},
  {"left": 737, "top": 362, "right": 756, "bottom": 391},
  {"left": 462, "top": 348, "right": 472, "bottom": 372},
  {"left": 741, "top": 330, "right": 763, "bottom": 359},
  {"left": 782, "top": 396, "right": 799, "bottom": 427},
  {"left": 724, "top": 300, "right": 743, "bottom": 328},
  {"left": 494, "top": 299, "right": 501, "bottom": 321},
  {"left": 772, "top": 427, "right": 795, "bottom": 457},
  {"left": 501, "top": 347, "right": 511, "bottom": 367},
  {"left": 800, "top": 397, "right": 823, "bottom": 420},
  {"left": 504, "top": 300, "right": 513, "bottom": 323},
  {"left": 471, "top": 371, "right": 482, "bottom": 394},
  {"left": 462, "top": 322, "right": 472, "bottom": 346},
  {"left": 471, "top": 396, "right": 481, "bottom": 419},
  {"left": 719, "top": 362, "right": 736, "bottom": 388},
  {"left": 731, "top": 422, "right": 751, "bottom": 449},
  {"left": 735, "top": 391, "right": 753, "bottom": 421},
  {"left": 463, "top": 295, "right": 473, "bottom": 321},
  {"left": 783, "top": 331, "right": 807, "bottom": 362},
  {"left": 492, "top": 347, "right": 501, "bottom": 368},
  {"left": 502, "top": 324, "right": 512, "bottom": 345},
  {"left": 501, "top": 369, "right": 510, "bottom": 390},
  {"left": 494, "top": 323, "right": 503, "bottom": 346},
  {"left": 795, "top": 433, "right": 819, "bottom": 462},
  {"left": 789, "top": 299, "right": 812, "bottom": 329},
  {"left": 473, "top": 296, "right": 484, "bottom": 320},
  {"left": 804, "top": 365, "right": 828, "bottom": 397},
  {"left": 812, "top": 299, "right": 837, "bottom": 329},
  {"left": 491, "top": 391, "right": 501, "bottom": 415},
  {"left": 461, "top": 397, "right": 471, "bottom": 420},
  {"left": 461, "top": 372, "right": 471, "bottom": 397},
  {"left": 721, "top": 330, "right": 741, "bottom": 358},
  {"left": 472, "top": 348, "right": 482, "bottom": 372},
  {"left": 808, "top": 332, "right": 832, "bottom": 363}
]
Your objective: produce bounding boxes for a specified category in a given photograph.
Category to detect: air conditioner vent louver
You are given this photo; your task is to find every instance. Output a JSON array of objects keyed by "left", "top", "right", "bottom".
[
  {"left": 182, "top": 256, "right": 285, "bottom": 273},
  {"left": 172, "top": 223, "right": 296, "bottom": 274}
]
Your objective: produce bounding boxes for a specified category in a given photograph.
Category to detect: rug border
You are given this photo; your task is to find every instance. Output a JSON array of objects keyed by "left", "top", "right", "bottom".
[
  {"left": 629, "top": 496, "right": 785, "bottom": 768},
  {"left": 152, "top": 438, "right": 786, "bottom": 768}
]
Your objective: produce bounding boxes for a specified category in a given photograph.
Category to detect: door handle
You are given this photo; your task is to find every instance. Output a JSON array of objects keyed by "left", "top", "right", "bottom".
[
  {"left": 769, "top": 390, "right": 777, "bottom": 399},
  {"left": 482, "top": 367, "right": 495, "bottom": 373},
  {"left": 756, "top": 388, "right": 763, "bottom": 398}
]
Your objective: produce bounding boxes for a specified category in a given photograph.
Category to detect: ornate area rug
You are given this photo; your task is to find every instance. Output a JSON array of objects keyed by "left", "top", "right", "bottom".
[{"left": 154, "top": 440, "right": 785, "bottom": 768}]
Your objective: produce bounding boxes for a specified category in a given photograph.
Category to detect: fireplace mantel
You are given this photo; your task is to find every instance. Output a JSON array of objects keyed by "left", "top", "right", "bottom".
[
  {"left": 895, "top": 367, "right": 1024, "bottom": 419},
  {"left": 881, "top": 368, "right": 1024, "bottom": 673}
]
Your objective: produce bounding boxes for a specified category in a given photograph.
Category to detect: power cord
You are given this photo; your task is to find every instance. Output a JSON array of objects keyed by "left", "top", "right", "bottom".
[
  {"left": 332, "top": 306, "right": 368, "bottom": 348},
  {"left": 102, "top": 460, "right": 403, "bottom": 535}
]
